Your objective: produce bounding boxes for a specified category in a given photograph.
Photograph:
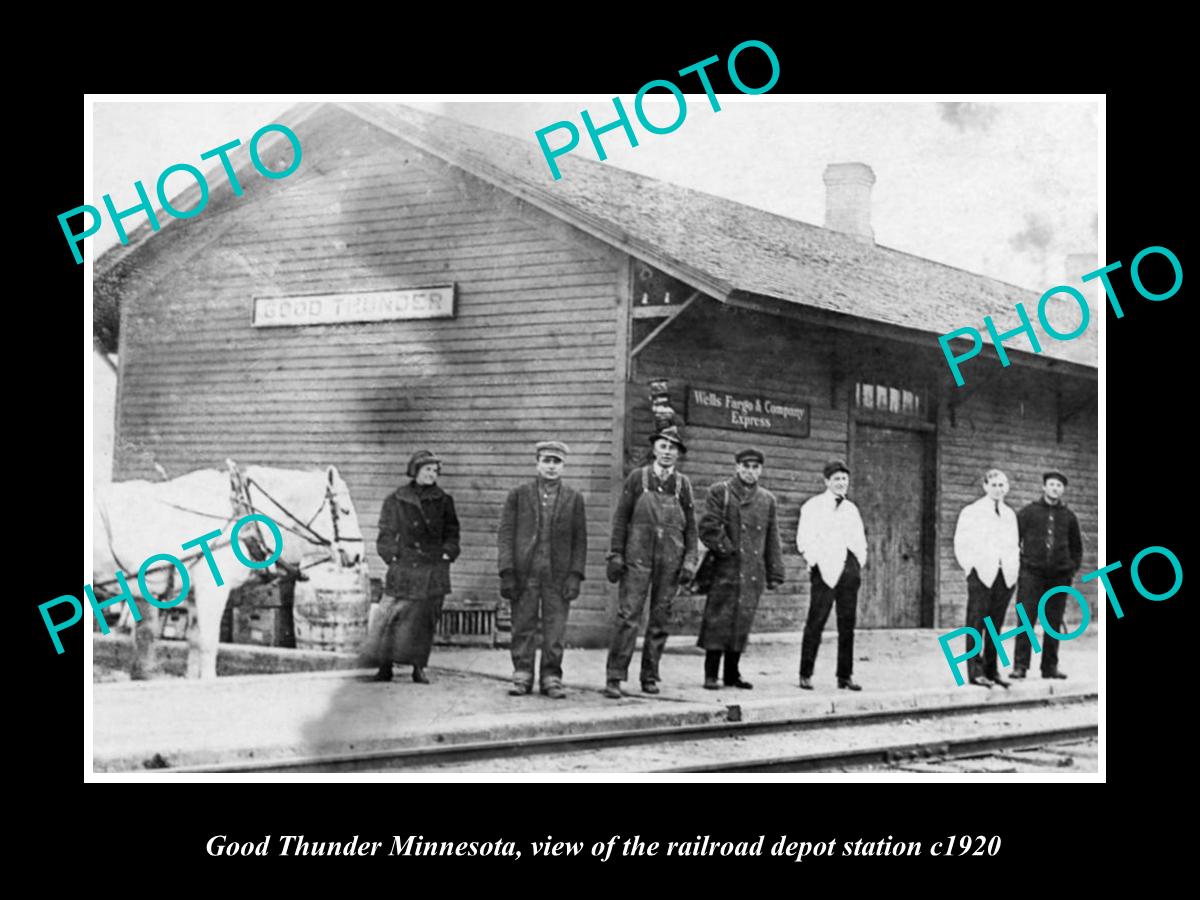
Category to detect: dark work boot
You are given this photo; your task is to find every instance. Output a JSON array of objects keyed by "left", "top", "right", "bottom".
[
  {"left": 724, "top": 651, "right": 752, "bottom": 688},
  {"left": 373, "top": 664, "right": 394, "bottom": 682},
  {"left": 412, "top": 666, "right": 431, "bottom": 684}
]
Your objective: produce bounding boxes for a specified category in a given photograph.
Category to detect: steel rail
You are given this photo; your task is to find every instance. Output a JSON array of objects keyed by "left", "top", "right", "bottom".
[
  {"left": 162, "top": 691, "right": 1097, "bottom": 774},
  {"left": 663, "top": 724, "right": 1099, "bottom": 773}
]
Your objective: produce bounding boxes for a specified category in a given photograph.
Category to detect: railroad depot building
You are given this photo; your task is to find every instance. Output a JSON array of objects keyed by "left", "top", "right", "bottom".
[{"left": 96, "top": 102, "right": 1098, "bottom": 647}]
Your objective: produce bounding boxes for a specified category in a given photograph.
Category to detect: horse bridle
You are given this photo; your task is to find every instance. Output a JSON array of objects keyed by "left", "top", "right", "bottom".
[{"left": 233, "top": 463, "right": 364, "bottom": 568}]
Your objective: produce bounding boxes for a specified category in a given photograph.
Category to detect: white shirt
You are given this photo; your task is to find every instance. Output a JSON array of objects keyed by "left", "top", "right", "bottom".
[
  {"left": 796, "top": 490, "right": 867, "bottom": 588},
  {"left": 953, "top": 494, "right": 1020, "bottom": 588}
]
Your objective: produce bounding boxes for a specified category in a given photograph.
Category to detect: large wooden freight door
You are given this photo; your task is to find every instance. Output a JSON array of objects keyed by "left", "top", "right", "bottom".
[{"left": 852, "top": 423, "right": 932, "bottom": 627}]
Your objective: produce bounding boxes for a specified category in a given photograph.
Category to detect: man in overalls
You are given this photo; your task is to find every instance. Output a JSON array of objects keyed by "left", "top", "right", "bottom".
[{"left": 603, "top": 426, "right": 699, "bottom": 699}]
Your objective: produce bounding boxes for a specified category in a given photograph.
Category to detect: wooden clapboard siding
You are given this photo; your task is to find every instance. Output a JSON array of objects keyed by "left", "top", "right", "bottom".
[
  {"left": 114, "top": 104, "right": 624, "bottom": 628},
  {"left": 935, "top": 367, "right": 1098, "bottom": 631}
]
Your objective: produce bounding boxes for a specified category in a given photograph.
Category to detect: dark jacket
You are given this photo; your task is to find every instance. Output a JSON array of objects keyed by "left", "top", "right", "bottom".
[
  {"left": 497, "top": 479, "right": 588, "bottom": 586},
  {"left": 608, "top": 466, "right": 698, "bottom": 561},
  {"left": 697, "top": 478, "right": 786, "bottom": 651},
  {"left": 377, "top": 483, "right": 461, "bottom": 598},
  {"left": 1017, "top": 497, "right": 1083, "bottom": 575}
]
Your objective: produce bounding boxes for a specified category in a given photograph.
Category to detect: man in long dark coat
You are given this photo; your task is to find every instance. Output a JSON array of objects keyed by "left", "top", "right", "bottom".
[
  {"left": 497, "top": 440, "right": 587, "bottom": 700},
  {"left": 372, "top": 449, "right": 461, "bottom": 684},
  {"left": 697, "top": 448, "right": 786, "bottom": 689}
]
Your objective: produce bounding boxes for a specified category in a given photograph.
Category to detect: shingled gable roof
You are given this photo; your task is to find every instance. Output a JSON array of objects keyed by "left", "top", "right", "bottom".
[
  {"left": 97, "top": 101, "right": 1097, "bottom": 371},
  {"left": 95, "top": 102, "right": 325, "bottom": 273},
  {"left": 344, "top": 102, "right": 1097, "bottom": 372}
]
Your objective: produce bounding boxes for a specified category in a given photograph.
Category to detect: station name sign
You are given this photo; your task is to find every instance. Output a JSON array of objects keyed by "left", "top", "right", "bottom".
[
  {"left": 253, "top": 285, "right": 456, "bottom": 327},
  {"left": 687, "top": 384, "right": 810, "bottom": 438}
]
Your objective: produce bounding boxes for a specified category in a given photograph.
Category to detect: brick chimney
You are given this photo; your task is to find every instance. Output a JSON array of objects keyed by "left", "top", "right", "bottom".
[{"left": 823, "top": 162, "right": 876, "bottom": 243}]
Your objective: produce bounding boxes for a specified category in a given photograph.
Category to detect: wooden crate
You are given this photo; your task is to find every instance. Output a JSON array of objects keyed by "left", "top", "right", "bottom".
[
  {"left": 228, "top": 577, "right": 295, "bottom": 647},
  {"left": 233, "top": 605, "right": 294, "bottom": 647},
  {"left": 158, "top": 607, "right": 191, "bottom": 641},
  {"left": 232, "top": 576, "right": 294, "bottom": 610}
]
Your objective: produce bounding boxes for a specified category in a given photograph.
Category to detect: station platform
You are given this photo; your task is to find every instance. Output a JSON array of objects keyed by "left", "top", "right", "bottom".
[{"left": 91, "top": 629, "right": 1099, "bottom": 772}]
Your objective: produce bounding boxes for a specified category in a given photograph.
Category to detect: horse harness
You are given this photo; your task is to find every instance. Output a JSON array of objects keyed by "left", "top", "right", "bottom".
[{"left": 93, "top": 462, "right": 360, "bottom": 599}]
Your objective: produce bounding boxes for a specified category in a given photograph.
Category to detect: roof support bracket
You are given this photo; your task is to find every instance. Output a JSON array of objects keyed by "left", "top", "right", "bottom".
[{"left": 630, "top": 291, "right": 701, "bottom": 359}]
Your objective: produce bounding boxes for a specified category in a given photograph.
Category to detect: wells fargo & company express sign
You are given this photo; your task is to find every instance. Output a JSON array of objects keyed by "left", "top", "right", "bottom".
[{"left": 686, "top": 384, "right": 811, "bottom": 438}]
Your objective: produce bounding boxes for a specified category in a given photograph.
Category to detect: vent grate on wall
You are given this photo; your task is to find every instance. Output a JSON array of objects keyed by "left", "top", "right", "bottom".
[{"left": 435, "top": 598, "right": 499, "bottom": 647}]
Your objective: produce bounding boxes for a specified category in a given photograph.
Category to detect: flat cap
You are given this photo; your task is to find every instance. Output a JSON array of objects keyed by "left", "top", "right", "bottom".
[
  {"left": 535, "top": 440, "right": 570, "bottom": 459},
  {"left": 1043, "top": 470, "right": 1069, "bottom": 486},
  {"left": 735, "top": 448, "right": 765, "bottom": 465},
  {"left": 823, "top": 459, "right": 850, "bottom": 479}
]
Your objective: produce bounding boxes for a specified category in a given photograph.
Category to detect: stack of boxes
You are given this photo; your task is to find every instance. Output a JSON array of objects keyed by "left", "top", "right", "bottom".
[{"left": 231, "top": 577, "right": 295, "bottom": 647}]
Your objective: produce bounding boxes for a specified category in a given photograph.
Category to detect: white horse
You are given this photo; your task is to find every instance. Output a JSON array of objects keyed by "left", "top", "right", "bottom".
[{"left": 92, "top": 462, "right": 364, "bottom": 679}]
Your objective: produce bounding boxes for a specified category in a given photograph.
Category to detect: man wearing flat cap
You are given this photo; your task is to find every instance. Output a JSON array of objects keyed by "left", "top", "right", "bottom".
[
  {"left": 497, "top": 441, "right": 587, "bottom": 699},
  {"left": 603, "top": 425, "right": 699, "bottom": 698},
  {"left": 696, "top": 448, "right": 786, "bottom": 690},
  {"left": 795, "top": 460, "right": 868, "bottom": 690},
  {"left": 1013, "top": 470, "right": 1083, "bottom": 679}
]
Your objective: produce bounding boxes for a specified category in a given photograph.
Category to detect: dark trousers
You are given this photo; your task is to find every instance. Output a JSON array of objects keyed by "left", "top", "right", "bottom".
[
  {"left": 800, "top": 554, "right": 860, "bottom": 680},
  {"left": 510, "top": 571, "right": 570, "bottom": 687},
  {"left": 704, "top": 650, "right": 742, "bottom": 683},
  {"left": 965, "top": 570, "right": 1014, "bottom": 680},
  {"left": 1014, "top": 569, "right": 1073, "bottom": 674},
  {"left": 605, "top": 558, "right": 679, "bottom": 684}
]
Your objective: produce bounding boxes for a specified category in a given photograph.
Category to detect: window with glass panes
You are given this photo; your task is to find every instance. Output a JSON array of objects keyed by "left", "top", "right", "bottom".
[{"left": 854, "top": 381, "right": 928, "bottom": 417}]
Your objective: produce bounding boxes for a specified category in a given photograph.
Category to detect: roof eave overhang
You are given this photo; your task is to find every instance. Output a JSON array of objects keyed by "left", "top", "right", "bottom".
[{"left": 724, "top": 289, "right": 1099, "bottom": 383}]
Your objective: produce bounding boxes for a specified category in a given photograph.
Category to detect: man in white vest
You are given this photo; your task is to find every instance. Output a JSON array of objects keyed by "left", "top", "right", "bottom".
[
  {"left": 953, "top": 468, "right": 1020, "bottom": 688},
  {"left": 796, "top": 460, "right": 868, "bottom": 691}
]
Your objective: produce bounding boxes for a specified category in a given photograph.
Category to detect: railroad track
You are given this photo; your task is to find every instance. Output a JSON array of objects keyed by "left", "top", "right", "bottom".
[
  {"left": 165, "top": 692, "right": 1097, "bottom": 774},
  {"left": 668, "top": 726, "right": 1098, "bottom": 773},
  {"left": 882, "top": 737, "right": 1098, "bottom": 774}
]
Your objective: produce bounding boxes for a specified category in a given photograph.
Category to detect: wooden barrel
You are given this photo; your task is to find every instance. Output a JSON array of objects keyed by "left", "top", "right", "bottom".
[{"left": 293, "top": 564, "right": 370, "bottom": 653}]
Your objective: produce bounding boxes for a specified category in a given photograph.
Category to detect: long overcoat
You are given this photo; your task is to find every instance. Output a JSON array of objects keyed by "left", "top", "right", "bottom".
[
  {"left": 377, "top": 482, "right": 461, "bottom": 599},
  {"left": 697, "top": 478, "right": 785, "bottom": 652}
]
